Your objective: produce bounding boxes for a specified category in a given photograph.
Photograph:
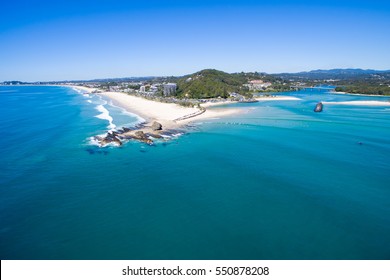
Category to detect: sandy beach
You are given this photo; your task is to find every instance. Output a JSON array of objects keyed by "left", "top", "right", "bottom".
[
  {"left": 323, "top": 100, "right": 390, "bottom": 106},
  {"left": 67, "top": 86, "right": 305, "bottom": 139},
  {"left": 255, "top": 96, "right": 301, "bottom": 101},
  {"left": 332, "top": 91, "right": 390, "bottom": 97},
  {"left": 69, "top": 85, "right": 96, "bottom": 93},
  {"left": 97, "top": 91, "right": 245, "bottom": 129},
  {"left": 98, "top": 92, "right": 301, "bottom": 126}
]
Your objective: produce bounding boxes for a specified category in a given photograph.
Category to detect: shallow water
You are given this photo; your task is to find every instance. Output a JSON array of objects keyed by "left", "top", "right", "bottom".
[{"left": 0, "top": 86, "right": 389, "bottom": 259}]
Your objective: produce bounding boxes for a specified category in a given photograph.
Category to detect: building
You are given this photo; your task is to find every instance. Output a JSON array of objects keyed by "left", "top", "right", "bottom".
[
  {"left": 139, "top": 85, "right": 146, "bottom": 92},
  {"left": 245, "top": 80, "right": 272, "bottom": 91},
  {"left": 163, "top": 83, "right": 177, "bottom": 96}
]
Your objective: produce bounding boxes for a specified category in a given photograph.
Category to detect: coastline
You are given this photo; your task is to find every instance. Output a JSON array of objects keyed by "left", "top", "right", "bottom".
[
  {"left": 98, "top": 91, "right": 245, "bottom": 128},
  {"left": 68, "top": 86, "right": 305, "bottom": 129},
  {"left": 323, "top": 100, "right": 390, "bottom": 106},
  {"left": 63, "top": 86, "right": 306, "bottom": 145},
  {"left": 255, "top": 96, "right": 301, "bottom": 101},
  {"left": 332, "top": 91, "right": 390, "bottom": 97}
]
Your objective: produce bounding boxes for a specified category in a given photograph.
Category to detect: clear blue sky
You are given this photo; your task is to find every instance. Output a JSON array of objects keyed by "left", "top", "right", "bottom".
[{"left": 1, "top": 0, "right": 389, "bottom": 81}]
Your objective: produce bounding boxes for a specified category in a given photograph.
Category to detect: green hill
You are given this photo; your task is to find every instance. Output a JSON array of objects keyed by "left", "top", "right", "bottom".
[{"left": 175, "top": 69, "right": 250, "bottom": 99}]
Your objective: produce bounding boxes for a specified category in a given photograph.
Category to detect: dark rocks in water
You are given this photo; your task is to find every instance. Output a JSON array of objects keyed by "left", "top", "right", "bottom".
[
  {"left": 134, "top": 122, "right": 146, "bottom": 129},
  {"left": 314, "top": 102, "right": 323, "bottom": 112},
  {"left": 122, "top": 127, "right": 131, "bottom": 132},
  {"left": 133, "top": 130, "right": 153, "bottom": 145},
  {"left": 86, "top": 148, "right": 96, "bottom": 154},
  {"left": 151, "top": 121, "right": 162, "bottom": 131},
  {"left": 134, "top": 131, "right": 146, "bottom": 139},
  {"left": 98, "top": 132, "right": 122, "bottom": 146},
  {"left": 146, "top": 133, "right": 163, "bottom": 139},
  {"left": 86, "top": 147, "right": 109, "bottom": 155}
]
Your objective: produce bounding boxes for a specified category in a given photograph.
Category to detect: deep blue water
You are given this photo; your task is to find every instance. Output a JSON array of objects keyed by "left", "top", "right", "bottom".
[{"left": 0, "top": 86, "right": 389, "bottom": 259}]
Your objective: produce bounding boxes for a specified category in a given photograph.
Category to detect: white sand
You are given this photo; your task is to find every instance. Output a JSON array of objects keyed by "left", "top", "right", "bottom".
[
  {"left": 67, "top": 86, "right": 302, "bottom": 129},
  {"left": 69, "top": 85, "right": 96, "bottom": 93},
  {"left": 332, "top": 92, "right": 388, "bottom": 97},
  {"left": 255, "top": 96, "right": 301, "bottom": 101},
  {"left": 98, "top": 91, "right": 244, "bottom": 129},
  {"left": 323, "top": 101, "right": 390, "bottom": 106}
]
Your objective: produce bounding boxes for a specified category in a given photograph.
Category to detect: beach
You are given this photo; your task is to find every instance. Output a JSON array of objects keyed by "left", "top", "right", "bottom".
[
  {"left": 323, "top": 100, "right": 390, "bottom": 106},
  {"left": 68, "top": 87, "right": 304, "bottom": 145},
  {"left": 97, "top": 91, "right": 243, "bottom": 130},
  {"left": 255, "top": 96, "right": 301, "bottom": 101},
  {"left": 68, "top": 86, "right": 303, "bottom": 129},
  {"left": 98, "top": 91, "right": 302, "bottom": 126}
]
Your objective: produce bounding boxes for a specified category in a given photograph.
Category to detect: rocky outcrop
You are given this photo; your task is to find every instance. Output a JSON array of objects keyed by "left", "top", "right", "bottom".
[
  {"left": 132, "top": 131, "right": 153, "bottom": 145},
  {"left": 146, "top": 133, "right": 163, "bottom": 139},
  {"left": 151, "top": 121, "right": 162, "bottom": 131},
  {"left": 96, "top": 132, "right": 122, "bottom": 146},
  {"left": 314, "top": 102, "right": 323, "bottom": 112}
]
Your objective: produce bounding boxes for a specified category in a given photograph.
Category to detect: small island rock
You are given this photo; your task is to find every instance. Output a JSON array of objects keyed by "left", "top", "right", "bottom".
[{"left": 151, "top": 121, "right": 162, "bottom": 131}]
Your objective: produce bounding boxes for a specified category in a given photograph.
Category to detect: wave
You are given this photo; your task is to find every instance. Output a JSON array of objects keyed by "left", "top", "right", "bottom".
[
  {"left": 87, "top": 135, "right": 126, "bottom": 147},
  {"left": 107, "top": 100, "right": 145, "bottom": 126},
  {"left": 323, "top": 101, "right": 390, "bottom": 106},
  {"left": 160, "top": 132, "right": 184, "bottom": 139},
  {"left": 0, "top": 90, "right": 18, "bottom": 93},
  {"left": 95, "top": 105, "right": 116, "bottom": 129}
]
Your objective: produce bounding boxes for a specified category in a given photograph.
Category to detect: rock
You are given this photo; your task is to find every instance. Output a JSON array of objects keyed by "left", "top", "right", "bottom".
[
  {"left": 133, "top": 130, "right": 153, "bottom": 145},
  {"left": 144, "top": 139, "right": 153, "bottom": 145},
  {"left": 99, "top": 132, "right": 122, "bottom": 146},
  {"left": 122, "top": 127, "right": 131, "bottom": 132},
  {"left": 134, "top": 131, "right": 147, "bottom": 139},
  {"left": 151, "top": 121, "right": 162, "bottom": 131},
  {"left": 112, "top": 137, "right": 122, "bottom": 146},
  {"left": 314, "top": 102, "right": 323, "bottom": 112},
  {"left": 146, "top": 133, "right": 163, "bottom": 139}
]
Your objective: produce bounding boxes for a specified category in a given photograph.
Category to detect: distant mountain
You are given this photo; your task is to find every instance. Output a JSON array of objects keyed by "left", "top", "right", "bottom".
[{"left": 274, "top": 68, "right": 390, "bottom": 80}]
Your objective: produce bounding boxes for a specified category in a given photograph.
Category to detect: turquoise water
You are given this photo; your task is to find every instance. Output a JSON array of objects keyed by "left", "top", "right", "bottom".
[{"left": 0, "top": 86, "right": 389, "bottom": 259}]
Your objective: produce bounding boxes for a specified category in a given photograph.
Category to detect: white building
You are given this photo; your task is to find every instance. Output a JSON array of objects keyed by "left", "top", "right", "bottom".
[{"left": 163, "top": 83, "right": 177, "bottom": 96}]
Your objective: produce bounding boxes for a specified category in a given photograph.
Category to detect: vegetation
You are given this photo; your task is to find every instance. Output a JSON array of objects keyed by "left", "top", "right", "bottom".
[
  {"left": 175, "top": 69, "right": 249, "bottom": 99},
  {"left": 273, "top": 68, "right": 390, "bottom": 96},
  {"left": 332, "top": 72, "right": 390, "bottom": 95},
  {"left": 335, "top": 84, "right": 390, "bottom": 96}
]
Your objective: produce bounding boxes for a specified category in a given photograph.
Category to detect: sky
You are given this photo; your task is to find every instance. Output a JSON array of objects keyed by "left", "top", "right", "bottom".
[{"left": 0, "top": 0, "right": 389, "bottom": 81}]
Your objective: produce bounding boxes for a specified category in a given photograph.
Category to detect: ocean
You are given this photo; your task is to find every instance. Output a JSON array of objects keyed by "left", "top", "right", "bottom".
[{"left": 0, "top": 86, "right": 389, "bottom": 259}]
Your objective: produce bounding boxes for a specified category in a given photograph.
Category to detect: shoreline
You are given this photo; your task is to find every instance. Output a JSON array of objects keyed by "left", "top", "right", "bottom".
[
  {"left": 323, "top": 100, "right": 390, "bottom": 106},
  {"left": 69, "top": 86, "right": 303, "bottom": 128},
  {"left": 98, "top": 91, "right": 245, "bottom": 128},
  {"left": 332, "top": 91, "right": 390, "bottom": 97},
  {"left": 64, "top": 86, "right": 304, "bottom": 145},
  {"left": 255, "top": 96, "right": 301, "bottom": 101}
]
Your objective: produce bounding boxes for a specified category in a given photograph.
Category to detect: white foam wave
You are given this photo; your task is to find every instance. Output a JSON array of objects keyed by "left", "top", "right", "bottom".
[
  {"left": 171, "top": 133, "right": 183, "bottom": 137},
  {"left": 107, "top": 100, "right": 146, "bottom": 125},
  {"left": 160, "top": 133, "right": 183, "bottom": 139},
  {"left": 95, "top": 105, "right": 116, "bottom": 129},
  {"left": 0, "top": 90, "right": 17, "bottom": 93},
  {"left": 88, "top": 136, "right": 101, "bottom": 147},
  {"left": 87, "top": 100, "right": 92, "bottom": 103},
  {"left": 160, "top": 134, "right": 172, "bottom": 139}
]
